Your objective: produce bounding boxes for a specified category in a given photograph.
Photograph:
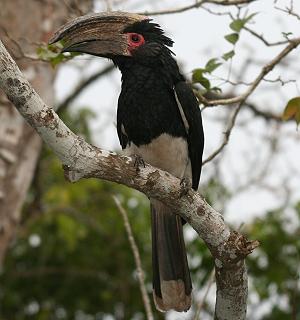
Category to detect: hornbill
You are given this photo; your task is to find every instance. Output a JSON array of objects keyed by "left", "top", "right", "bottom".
[{"left": 50, "top": 12, "right": 204, "bottom": 312}]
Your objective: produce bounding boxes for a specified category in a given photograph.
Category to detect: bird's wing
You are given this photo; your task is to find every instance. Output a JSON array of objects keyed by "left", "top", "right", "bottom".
[
  {"left": 174, "top": 81, "right": 204, "bottom": 190},
  {"left": 117, "top": 113, "right": 129, "bottom": 149}
]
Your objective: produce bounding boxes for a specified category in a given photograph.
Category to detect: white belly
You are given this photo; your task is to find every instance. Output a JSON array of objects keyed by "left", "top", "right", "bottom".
[{"left": 123, "top": 133, "right": 191, "bottom": 180}]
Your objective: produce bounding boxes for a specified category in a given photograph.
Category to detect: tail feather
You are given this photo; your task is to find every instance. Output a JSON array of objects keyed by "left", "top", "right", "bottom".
[{"left": 151, "top": 200, "right": 192, "bottom": 312}]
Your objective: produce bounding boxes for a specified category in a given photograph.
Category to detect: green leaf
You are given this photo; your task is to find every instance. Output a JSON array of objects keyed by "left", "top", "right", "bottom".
[
  {"left": 36, "top": 43, "right": 80, "bottom": 68},
  {"left": 282, "top": 32, "right": 293, "bottom": 40},
  {"left": 192, "top": 69, "right": 211, "bottom": 90},
  {"left": 244, "top": 12, "right": 258, "bottom": 24},
  {"left": 49, "top": 54, "right": 65, "bottom": 68},
  {"left": 36, "top": 46, "right": 57, "bottom": 60},
  {"left": 199, "top": 77, "right": 211, "bottom": 90},
  {"left": 230, "top": 19, "right": 245, "bottom": 32},
  {"left": 192, "top": 68, "right": 204, "bottom": 80},
  {"left": 229, "top": 13, "right": 257, "bottom": 32},
  {"left": 222, "top": 50, "right": 235, "bottom": 61},
  {"left": 211, "top": 86, "right": 223, "bottom": 94},
  {"left": 282, "top": 97, "right": 300, "bottom": 125},
  {"left": 205, "top": 58, "right": 222, "bottom": 73},
  {"left": 225, "top": 33, "right": 239, "bottom": 45}
]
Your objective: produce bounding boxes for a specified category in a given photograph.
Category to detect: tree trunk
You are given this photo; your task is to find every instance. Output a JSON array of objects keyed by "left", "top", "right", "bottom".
[{"left": 0, "top": 0, "right": 92, "bottom": 265}]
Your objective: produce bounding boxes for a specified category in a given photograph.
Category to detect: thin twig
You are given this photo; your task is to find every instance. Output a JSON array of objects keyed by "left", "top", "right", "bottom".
[
  {"left": 199, "top": 38, "right": 300, "bottom": 164},
  {"left": 62, "top": 0, "right": 84, "bottom": 16},
  {"left": 201, "top": 5, "right": 232, "bottom": 16},
  {"left": 275, "top": 0, "right": 300, "bottom": 21},
  {"left": 140, "top": 0, "right": 256, "bottom": 16},
  {"left": 0, "top": 26, "right": 48, "bottom": 62},
  {"left": 244, "top": 27, "right": 289, "bottom": 46},
  {"left": 194, "top": 269, "right": 216, "bottom": 320},
  {"left": 197, "top": 37, "right": 300, "bottom": 107},
  {"left": 245, "top": 102, "right": 282, "bottom": 122},
  {"left": 200, "top": 89, "right": 288, "bottom": 123},
  {"left": 112, "top": 196, "right": 154, "bottom": 320},
  {"left": 105, "top": 0, "right": 112, "bottom": 11},
  {"left": 202, "top": 102, "right": 243, "bottom": 165},
  {"left": 57, "top": 64, "right": 114, "bottom": 112}
]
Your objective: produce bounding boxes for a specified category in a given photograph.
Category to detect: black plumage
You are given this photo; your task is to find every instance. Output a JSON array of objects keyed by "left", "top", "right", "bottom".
[
  {"left": 114, "top": 21, "right": 204, "bottom": 311},
  {"left": 51, "top": 14, "right": 204, "bottom": 312}
]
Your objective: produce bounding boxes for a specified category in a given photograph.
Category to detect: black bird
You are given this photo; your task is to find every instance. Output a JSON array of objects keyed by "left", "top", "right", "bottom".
[{"left": 50, "top": 12, "right": 204, "bottom": 312}]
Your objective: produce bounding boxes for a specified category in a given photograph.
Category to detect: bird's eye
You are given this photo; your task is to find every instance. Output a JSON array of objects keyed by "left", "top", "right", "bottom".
[
  {"left": 127, "top": 33, "right": 145, "bottom": 51},
  {"left": 131, "top": 34, "right": 141, "bottom": 43}
]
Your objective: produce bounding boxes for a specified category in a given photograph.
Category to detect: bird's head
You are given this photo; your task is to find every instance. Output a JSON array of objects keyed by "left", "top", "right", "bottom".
[{"left": 49, "top": 12, "right": 174, "bottom": 62}]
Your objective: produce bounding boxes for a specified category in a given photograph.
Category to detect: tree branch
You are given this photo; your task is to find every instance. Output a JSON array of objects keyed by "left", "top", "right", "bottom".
[
  {"left": 244, "top": 27, "right": 290, "bottom": 47},
  {"left": 113, "top": 196, "right": 154, "bottom": 320},
  {"left": 57, "top": 64, "right": 114, "bottom": 112},
  {"left": 245, "top": 102, "right": 283, "bottom": 122},
  {"left": 140, "top": 0, "right": 256, "bottom": 16},
  {"left": 196, "top": 37, "right": 300, "bottom": 164},
  {"left": 202, "top": 102, "right": 243, "bottom": 165},
  {"left": 275, "top": 0, "right": 300, "bottom": 21},
  {"left": 194, "top": 269, "right": 215, "bottom": 319},
  {"left": 197, "top": 37, "right": 300, "bottom": 107},
  {"left": 202, "top": 91, "right": 287, "bottom": 123},
  {"left": 0, "top": 40, "right": 259, "bottom": 320}
]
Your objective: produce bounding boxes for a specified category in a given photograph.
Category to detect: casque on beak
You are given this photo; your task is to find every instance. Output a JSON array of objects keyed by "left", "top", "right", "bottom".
[{"left": 49, "top": 12, "right": 148, "bottom": 57}]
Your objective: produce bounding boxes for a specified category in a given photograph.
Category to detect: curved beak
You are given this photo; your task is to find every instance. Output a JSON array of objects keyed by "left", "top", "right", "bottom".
[{"left": 49, "top": 12, "right": 148, "bottom": 57}]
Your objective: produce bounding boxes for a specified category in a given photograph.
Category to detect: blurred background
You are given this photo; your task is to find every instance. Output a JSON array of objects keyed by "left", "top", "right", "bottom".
[{"left": 0, "top": 0, "right": 299, "bottom": 319}]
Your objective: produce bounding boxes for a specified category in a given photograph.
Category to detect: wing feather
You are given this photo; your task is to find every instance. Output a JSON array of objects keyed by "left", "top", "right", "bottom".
[{"left": 174, "top": 82, "right": 204, "bottom": 189}]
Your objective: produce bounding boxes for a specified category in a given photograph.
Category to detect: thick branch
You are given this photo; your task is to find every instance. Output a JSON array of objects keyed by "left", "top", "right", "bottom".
[{"left": 0, "top": 40, "right": 258, "bottom": 320}]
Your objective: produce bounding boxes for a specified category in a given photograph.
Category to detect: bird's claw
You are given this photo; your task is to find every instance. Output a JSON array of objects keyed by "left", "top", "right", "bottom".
[
  {"left": 180, "top": 177, "right": 192, "bottom": 197},
  {"left": 133, "top": 154, "right": 145, "bottom": 172}
]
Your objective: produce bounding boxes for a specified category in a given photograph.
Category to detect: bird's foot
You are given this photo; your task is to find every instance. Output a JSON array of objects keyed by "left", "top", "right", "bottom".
[
  {"left": 133, "top": 154, "right": 145, "bottom": 172},
  {"left": 179, "top": 177, "right": 192, "bottom": 197}
]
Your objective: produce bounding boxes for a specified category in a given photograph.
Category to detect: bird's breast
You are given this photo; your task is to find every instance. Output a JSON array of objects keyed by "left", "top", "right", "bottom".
[{"left": 123, "top": 133, "right": 191, "bottom": 179}]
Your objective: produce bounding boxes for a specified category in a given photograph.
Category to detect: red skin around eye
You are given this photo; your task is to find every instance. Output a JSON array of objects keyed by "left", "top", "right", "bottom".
[{"left": 126, "top": 33, "right": 145, "bottom": 53}]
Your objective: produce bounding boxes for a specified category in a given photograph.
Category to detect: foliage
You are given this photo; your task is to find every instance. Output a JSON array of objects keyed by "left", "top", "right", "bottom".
[
  {"left": 192, "top": 11, "right": 257, "bottom": 94},
  {"left": 36, "top": 42, "right": 80, "bottom": 68},
  {"left": 282, "top": 97, "right": 300, "bottom": 126},
  {"left": 192, "top": 59, "right": 223, "bottom": 93},
  {"left": 229, "top": 13, "right": 257, "bottom": 33},
  {"left": 246, "top": 206, "right": 300, "bottom": 319}
]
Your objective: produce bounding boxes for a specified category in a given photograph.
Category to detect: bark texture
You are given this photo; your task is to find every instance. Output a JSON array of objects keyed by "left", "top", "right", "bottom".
[
  {"left": 0, "top": 0, "right": 93, "bottom": 265},
  {"left": 0, "top": 40, "right": 260, "bottom": 320}
]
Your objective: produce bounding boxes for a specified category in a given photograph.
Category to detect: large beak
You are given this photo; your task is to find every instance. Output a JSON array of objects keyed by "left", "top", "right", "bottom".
[{"left": 49, "top": 11, "right": 148, "bottom": 57}]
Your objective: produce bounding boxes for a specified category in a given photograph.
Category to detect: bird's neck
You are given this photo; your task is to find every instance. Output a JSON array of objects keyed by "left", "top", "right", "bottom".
[{"left": 113, "top": 51, "right": 184, "bottom": 88}]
